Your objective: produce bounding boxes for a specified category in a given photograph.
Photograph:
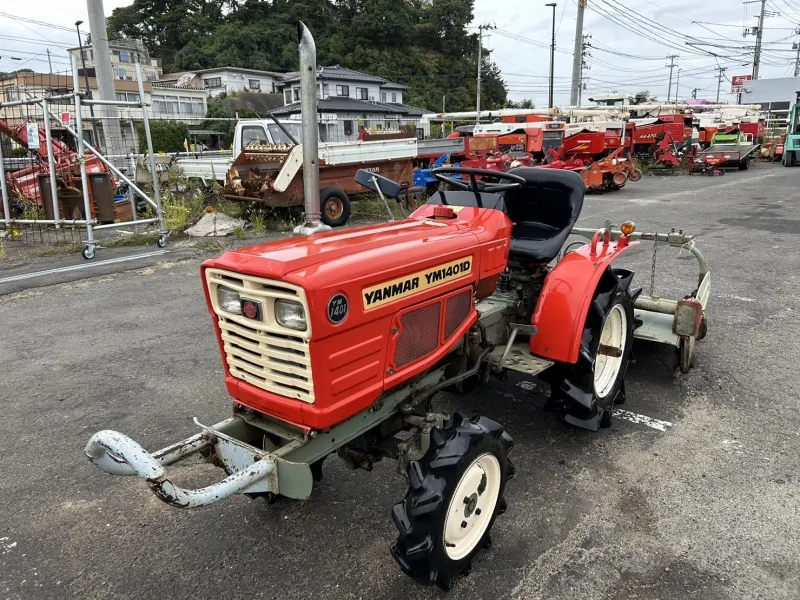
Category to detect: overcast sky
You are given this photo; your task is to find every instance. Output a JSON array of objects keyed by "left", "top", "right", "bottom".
[{"left": 2, "top": 0, "right": 799, "bottom": 108}]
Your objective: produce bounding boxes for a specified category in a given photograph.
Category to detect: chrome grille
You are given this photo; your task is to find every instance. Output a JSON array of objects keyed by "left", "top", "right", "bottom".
[
  {"left": 394, "top": 303, "right": 442, "bottom": 368},
  {"left": 205, "top": 269, "right": 314, "bottom": 403}
]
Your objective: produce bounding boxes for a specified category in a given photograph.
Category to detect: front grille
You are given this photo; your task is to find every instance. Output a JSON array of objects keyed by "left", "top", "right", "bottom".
[
  {"left": 205, "top": 269, "right": 314, "bottom": 403},
  {"left": 444, "top": 290, "right": 472, "bottom": 340},
  {"left": 394, "top": 303, "right": 442, "bottom": 368}
]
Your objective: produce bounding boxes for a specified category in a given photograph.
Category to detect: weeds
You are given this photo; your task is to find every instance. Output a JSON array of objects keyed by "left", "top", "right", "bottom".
[{"left": 233, "top": 226, "right": 246, "bottom": 240}]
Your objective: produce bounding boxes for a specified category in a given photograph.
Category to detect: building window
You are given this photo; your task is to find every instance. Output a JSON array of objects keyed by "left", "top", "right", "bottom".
[
  {"left": 179, "top": 96, "right": 204, "bottom": 115},
  {"left": 204, "top": 77, "right": 222, "bottom": 88},
  {"left": 249, "top": 79, "right": 260, "bottom": 90},
  {"left": 343, "top": 120, "right": 354, "bottom": 136},
  {"left": 380, "top": 92, "right": 386, "bottom": 102},
  {"left": 322, "top": 83, "right": 329, "bottom": 97},
  {"left": 146, "top": 71, "right": 157, "bottom": 81},
  {"left": 115, "top": 69, "right": 127, "bottom": 79},
  {"left": 391, "top": 92, "right": 397, "bottom": 103},
  {"left": 336, "top": 85, "right": 349, "bottom": 97},
  {"left": 356, "top": 87, "right": 368, "bottom": 100},
  {"left": 151, "top": 94, "right": 179, "bottom": 115},
  {"left": 284, "top": 89, "right": 292, "bottom": 104},
  {"left": 115, "top": 92, "right": 140, "bottom": 102},
  {"left": 293, "top": 88, "right": 300, "bottom": 102},
  {"left": 81, "top": 50, "right": 93, "bottom": 63},
  {"left": 112, "top": 50, "right": 131, "bottom": 63}
]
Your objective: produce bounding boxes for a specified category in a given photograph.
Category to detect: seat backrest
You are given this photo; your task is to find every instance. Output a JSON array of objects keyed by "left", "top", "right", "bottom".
[{"left": 503, "top": 167, "right": 585, "bottom": 231}]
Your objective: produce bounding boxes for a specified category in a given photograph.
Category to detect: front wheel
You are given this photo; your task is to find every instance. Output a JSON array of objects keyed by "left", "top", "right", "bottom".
[
  {"left": 628, "top": 168, "right": 643, "bottom": 182},
  {"left": 548, "top": 268, "right": 636, "bottom": 431},
  {"left": 390, "top": 414, "right": 514, "bottom": 591}
]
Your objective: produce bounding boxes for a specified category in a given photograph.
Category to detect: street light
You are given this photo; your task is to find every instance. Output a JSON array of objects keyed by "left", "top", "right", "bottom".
[{"left": 546, "top": 3, "right": 557, "bottom": 109}]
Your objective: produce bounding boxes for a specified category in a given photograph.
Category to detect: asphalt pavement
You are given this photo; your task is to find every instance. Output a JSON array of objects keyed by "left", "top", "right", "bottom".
[{"left": 1, "top": 163, "right": 798, "bottom": 600}]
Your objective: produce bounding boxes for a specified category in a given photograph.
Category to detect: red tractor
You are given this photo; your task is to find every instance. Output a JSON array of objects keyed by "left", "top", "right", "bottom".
[{"left": 85, "top": 165, "right": 709, "bottom": 589}]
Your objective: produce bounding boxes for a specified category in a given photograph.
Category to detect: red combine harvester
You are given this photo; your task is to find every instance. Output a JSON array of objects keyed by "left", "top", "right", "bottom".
[
  {"left": 0, "top": 119, "right": 112, "bottom": 216},
  {"left": 631, "top": 114, "right": 692, "bottom": 158}
]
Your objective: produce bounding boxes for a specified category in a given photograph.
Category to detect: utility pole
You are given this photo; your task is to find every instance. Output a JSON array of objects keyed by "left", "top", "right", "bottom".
[
  {"left": 570, "top": 0, "right": 587, "bottom": 106},
  {"left": 86, "top": 0, "right": 123, "bottom": 153},
  {"left": 675, "top": 68, "right": 681, "bottom": 102},
  {"left": 578, "top": 34, "right": 591, "bottom": 105},
  {"left": 692, "top": 88, "right": 697, "bottom": 99},
  {"left": 752, "top": 0, "right": 766, "bottom": 79},
  {"left": 793, "top": 28, "right": 800, "bottom": 77},
  {"left": 476, "top": 25, "right": 483, "bottom": 121},
  {"left": 665, "top": 54, "right": 678, "bottom": 101},
  {"left": 46, "top": 49, "right": 52, "bottom": 74},
  {"left": 546, "top": 3, "right": 557, "bottom": 109},
  {"left": 715, "top": 66, "right": 727, "bottom": 103}
]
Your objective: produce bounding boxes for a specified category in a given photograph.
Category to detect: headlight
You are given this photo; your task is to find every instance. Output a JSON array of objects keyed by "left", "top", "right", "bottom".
[
  {"left": 217, "top": 286, "right": 242, "bottom": 314},
  {"left": 275, "top": 299, "right": 307, "bottom": 331}
]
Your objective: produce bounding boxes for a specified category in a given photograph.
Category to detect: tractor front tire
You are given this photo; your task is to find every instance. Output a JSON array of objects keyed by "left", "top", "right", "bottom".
[
  {"left": 550, "top": 268, "right": 636, "bottom": 431},
  {"left": 320, "top": 187, "right": 351, "bottom": 227},
  {"left": 390, "top": 414, "right": 514, "bottom": 591}
]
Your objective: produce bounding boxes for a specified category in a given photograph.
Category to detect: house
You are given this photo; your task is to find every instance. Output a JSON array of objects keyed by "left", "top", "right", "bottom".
[
  {"left": 158, "top": 68, "right": 283, "bottom": 97},
  {"left": 272, "top": 66, "right": 430, "bottom": 141},
  {"left": 68, "top": 39, "right": 162, "bottom": 82}
]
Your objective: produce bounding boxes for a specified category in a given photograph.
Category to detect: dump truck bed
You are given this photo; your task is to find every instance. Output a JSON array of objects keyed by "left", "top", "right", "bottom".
[{"left": 702, "top": 143, "right": 760, "bottom": 166}]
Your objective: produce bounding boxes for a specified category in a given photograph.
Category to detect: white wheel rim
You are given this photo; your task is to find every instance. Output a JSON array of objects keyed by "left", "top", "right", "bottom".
[
  {"left": 443, "top": 453, "right": 501, "bottom": 561},
  {"left": 593, "top": 303, "right": 627, "bottom": 399}
]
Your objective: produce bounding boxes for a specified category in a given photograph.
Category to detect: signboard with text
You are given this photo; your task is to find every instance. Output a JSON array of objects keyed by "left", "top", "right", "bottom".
[
  {"left": 60, "top": 112, "right": 71, "bottom": 127},
  {"left": 26, "top": 122, "right": 40, "bottom": 150},
  {"left": 731, "top": 74, "right": 753, "bottom": 93}
]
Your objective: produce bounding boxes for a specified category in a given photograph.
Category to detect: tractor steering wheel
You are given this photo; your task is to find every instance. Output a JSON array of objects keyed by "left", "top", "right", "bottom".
[{"left": 431, "top": 167, "right": 526, "bottom": 194}]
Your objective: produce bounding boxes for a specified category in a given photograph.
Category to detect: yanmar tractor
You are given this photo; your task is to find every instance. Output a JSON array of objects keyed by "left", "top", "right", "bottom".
[{"left": 85, "top": 23, "right": 710, "bottom": 592}]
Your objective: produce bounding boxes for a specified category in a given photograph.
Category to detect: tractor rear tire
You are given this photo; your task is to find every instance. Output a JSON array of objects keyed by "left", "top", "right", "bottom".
[
  {"left": 320, "top": 187, "right": 351, "bottom": 227},
  {"left": 390, "top": 414, "right": 514, "bottom": 591},
  {"left": 549, "top": 268, "right": 637, "bottom": 431}
]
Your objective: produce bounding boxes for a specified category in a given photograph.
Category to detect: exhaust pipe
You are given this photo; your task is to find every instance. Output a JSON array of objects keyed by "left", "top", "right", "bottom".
[{"left": 293, "top": 21, "right": 331, "bottom": 235}]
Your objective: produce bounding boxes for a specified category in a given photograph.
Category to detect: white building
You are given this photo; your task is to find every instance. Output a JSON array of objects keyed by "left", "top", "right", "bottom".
[
  {"left": 158, "top": 68, "right": 283, "bottom": 97},
  {"left": 740, "top": 76, "right": 800, "bottom": 128},
  {"left": 273, "top": 66, "right": 429, "bottom": 141},
  {"left": 68, "top": 39, "right": 162, "bottom": 82}
]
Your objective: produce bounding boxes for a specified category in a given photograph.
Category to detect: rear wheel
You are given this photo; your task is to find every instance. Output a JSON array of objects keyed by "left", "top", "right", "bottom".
[
  {"left": 319, "top": 187, "right": 351, "bottom": 227},
  {"left": 549, "top": 268, "right": 636, "bottom": 431},
  {"left": 390, "top": 414, "right": 514, "bottom": 591},
  {"left": 628, "top": 168, "right": 643, "bottom": 182}
]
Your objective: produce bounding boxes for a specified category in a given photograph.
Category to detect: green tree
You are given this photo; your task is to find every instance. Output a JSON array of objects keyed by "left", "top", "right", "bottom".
[
  {"left": 108, "top": 0, "right": 508, "bottom": 112},
  {"left": 633, "top": 91, "right": 657, "bottom": 104},
  {"left": 505, "top": 98, "right": 536, "bottom": 109},
  {"left": 137, "top": 120, "right": 190, "bottom": 153}
]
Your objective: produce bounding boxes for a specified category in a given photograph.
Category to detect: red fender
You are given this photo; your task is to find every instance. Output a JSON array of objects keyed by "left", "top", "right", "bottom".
[{"left": 530, "top": 232, "right": 638, "bottom": 363}]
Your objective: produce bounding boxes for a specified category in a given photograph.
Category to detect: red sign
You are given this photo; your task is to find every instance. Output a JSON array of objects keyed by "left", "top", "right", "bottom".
[
  {"left": 731, "top": 74, "right": 753, "bottom": 93},
  {"left": 60, "top": 112, "right": 71, "bottom": 126}
]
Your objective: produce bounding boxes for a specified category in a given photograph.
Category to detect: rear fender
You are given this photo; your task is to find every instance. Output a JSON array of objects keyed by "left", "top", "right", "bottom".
[{"left": 530, "top": 232, "right": 638, "bottom": 363}]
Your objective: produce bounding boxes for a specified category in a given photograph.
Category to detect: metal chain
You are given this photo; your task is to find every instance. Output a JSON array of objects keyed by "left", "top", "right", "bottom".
[{"left": 649, "top": 233, "right": 659, "bottom": 297}]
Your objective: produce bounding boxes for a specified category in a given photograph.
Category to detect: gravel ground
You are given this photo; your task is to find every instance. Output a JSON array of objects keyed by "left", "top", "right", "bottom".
[{"left": 0, "top": 163, "right": 798, "bottom": 600}]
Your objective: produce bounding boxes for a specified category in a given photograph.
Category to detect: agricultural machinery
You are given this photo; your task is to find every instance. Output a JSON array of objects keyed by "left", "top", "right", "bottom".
[
  {"left": 0, "top": 119, "right": 112, "bottom": 215},
  {"left": 83, "top": 23, "right": 710, "bottom": 592}
]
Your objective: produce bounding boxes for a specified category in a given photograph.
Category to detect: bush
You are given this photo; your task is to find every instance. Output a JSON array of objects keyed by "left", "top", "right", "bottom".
[
  {"left": 10, "top": 147, "right": 28, "bottom": 157},
  {"left": 137, "top": 121, "right": 190, "bottom": 153}
]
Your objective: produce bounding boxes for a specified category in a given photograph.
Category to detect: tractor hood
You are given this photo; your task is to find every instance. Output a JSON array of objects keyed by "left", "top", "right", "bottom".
[{"left": 205, "top": 216, "right": 481, "bottom": 285}]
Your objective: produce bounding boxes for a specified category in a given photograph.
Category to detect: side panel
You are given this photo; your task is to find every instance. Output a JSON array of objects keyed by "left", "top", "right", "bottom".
[{"left": 530, "top": 240, "right": 637, "bottom": 363}]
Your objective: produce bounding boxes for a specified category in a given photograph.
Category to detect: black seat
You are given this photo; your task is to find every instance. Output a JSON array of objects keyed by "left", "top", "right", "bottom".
[{"left": 503, "top": 167, "right": 585, "bottom": 264}]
